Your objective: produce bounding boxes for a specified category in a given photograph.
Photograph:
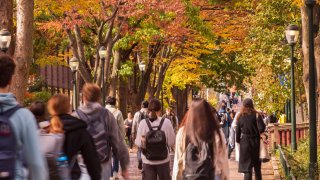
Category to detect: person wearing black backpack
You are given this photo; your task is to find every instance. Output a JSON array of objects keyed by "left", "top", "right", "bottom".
[
  {"left": 132, "top": 100, "right": 149, "bottom": 170},
  {"left": 135, "top": 99, "right": 175, "bottom": 180},
  {"left": 172, "top": 99, "right": 229, "bottom": 180}
]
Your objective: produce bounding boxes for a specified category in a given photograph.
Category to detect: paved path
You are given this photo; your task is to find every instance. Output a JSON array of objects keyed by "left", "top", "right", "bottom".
[
  {"left": 123, "top": 151, "right": 275, "bottom": 180},
  {"left": 228, "top": 155, "right": 275, "bottom": 179}
]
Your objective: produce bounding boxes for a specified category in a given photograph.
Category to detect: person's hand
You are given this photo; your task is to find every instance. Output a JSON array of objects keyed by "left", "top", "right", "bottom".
[{"left": 122, "top": 169, "right": 129, "bottom": 180}]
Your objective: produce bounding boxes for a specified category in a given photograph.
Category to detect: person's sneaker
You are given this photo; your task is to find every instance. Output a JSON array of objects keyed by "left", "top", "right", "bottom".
[{"left": 138, "top": 161, "right": 142, "bottom": 170}]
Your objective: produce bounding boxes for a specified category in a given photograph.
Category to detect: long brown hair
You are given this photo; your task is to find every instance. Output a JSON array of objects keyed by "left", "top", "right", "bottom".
[
  {"left": 184, "top": 99, "right": 222, "bottom": 146},
  {"left": 47, "top": 94, "right": 70, "bottom": 134},
  {"left": 239, "top": 98, "right": 256, "bottom": 118}
]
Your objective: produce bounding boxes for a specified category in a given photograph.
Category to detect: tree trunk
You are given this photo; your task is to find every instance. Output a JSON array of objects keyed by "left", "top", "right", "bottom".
[
  {"left": 172, "top": 86, "right": 188, "bottom": 123},
  {"left": 119, "top": 79, "right": 128, "bottom": 117},
  {"left": 109, "top": 49, "right": 121, "bottom": 97},
  {"left": 0, "top": 0, "right": 14, "bottom": 55},
  {"left": 301, "top": 4, "right": 320, "bottom": 143},
  {"left": 11, "top": 0, "right": 34, "bottom": 104},
  {"left": 137, "top": 43, "right": 162, "bottom": 105},
  {"left": 301, "top": 5, "right": 311, "bottom": 112}
]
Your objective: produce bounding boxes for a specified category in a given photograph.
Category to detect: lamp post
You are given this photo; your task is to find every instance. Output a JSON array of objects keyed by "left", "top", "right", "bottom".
[
  {"left": 305, "top": 0, "right": 318, "bottom": 178},
  {"left": 69, "top": 57, "right": 79, "bottom": 110},
  {"left": 99, "top": 46, "right": 107, "bottom": 106},
  {"left": 285, "top": 24, "right": 299, "bottom": 152},
  {"left": 0, "top": 29, "right": 11, "bottom": 53}
]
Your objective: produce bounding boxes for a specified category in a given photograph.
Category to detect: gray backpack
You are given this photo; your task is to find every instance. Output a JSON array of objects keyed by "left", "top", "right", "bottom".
[{"left": 76, "top": 108, "right": 111, "bottom": 162}]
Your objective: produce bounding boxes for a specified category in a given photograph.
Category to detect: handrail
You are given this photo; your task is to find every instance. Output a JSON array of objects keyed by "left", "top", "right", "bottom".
[{"left": 278, "top": 145, "right": 296, "bottom": 179}]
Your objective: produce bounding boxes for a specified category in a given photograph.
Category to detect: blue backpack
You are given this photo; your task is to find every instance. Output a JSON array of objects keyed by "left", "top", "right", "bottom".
[{"left": 0, "top": 106, "right": 20, "bottom": 179}]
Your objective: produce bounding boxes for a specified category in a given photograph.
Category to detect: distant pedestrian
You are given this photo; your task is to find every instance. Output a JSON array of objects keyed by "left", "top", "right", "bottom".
[
  {"left": 74, "top": 83, "right": 129, "bottom": 180},
  {"left": 163, "top": 107, "right": 179, "bottom": 132},
  {"left": 0, "top": 55, "right": 48, "bottom": 179},
  {"left": 48, "top": 94, "right": 101, "bottom": 180},
  {"left": 172, "top": 99, "right": 229, "bottom": 180},
  {"left": 135, "top": 99, "right": 175, "bottom": 180},
  {"left": 227, "top": 111, "right": 236, "bottom": 159},
  {"left": 236, "top": 98, "right": 266, "bottom": 180},
  {"left": 219, "top": 102, "right": 229, "bottom": 144},
  {"left": 124, "top": 112, "right": 134, "bottom": 152},
  {"left": 29, "top": 101, "right": 47, "bottom": 126},
  {"left": 106, "top": 96, "right": 126, "bottom": 179},
  {"left": 132, "top": 100, "right": 149, "bottom": 170}
]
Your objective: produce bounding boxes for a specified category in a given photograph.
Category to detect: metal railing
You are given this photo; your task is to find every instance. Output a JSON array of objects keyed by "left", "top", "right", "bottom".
[{"left": 277, "top": 145, "right": 296, "bottom": 179}]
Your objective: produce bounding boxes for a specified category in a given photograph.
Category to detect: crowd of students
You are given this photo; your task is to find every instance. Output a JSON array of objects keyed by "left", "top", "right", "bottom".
[{"left": 0, "top": 54, "right": 269, "bottom": 180}]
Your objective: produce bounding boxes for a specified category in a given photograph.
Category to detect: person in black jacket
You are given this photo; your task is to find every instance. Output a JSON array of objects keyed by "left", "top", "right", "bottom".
[
  {"left": 48, "top": 94, "right": 101, "bottom": 180},
  {"left": 236, "top": 98, "right": 266, "bottom": 180}
]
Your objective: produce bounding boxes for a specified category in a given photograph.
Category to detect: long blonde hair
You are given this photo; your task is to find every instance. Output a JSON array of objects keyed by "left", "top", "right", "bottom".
[{"left": 47, "top": 94, "right": 70, "bottom": 134}]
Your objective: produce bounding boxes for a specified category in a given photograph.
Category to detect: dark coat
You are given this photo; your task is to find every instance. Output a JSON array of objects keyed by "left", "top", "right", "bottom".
[
  {"left": 236, "top": 112, "right": 265, "bottom": 173},
  {"left": 59, "top": 114, "right": 101, "bottom": 180}
]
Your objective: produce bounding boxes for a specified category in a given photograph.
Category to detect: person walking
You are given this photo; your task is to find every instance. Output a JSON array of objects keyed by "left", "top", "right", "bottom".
[
  {"left": 219, "top": 102, "right": 229, "bottom": 145},
  {"left": 163, "top": 107, "right": 179, "bottom": 132},
  {"left": 74, "top": 83, "right": 129, "bottom": 180},
  {"left": 0, "top": 55, "right": 48, "bottom": 180},
  {"left": 105, "top": 96, "right": 126, "bottom": 178},
  {"left": 124, "top": 112, "right": 134, "bottom": 152},
  {"left": 236, "top": 98, "right": 266, "bottom": 180},
  {"left": 38, "top": 111, "right": 64, "bottom": 180},
  {"left": 29, "top": 101, "right": 47, "bottom": 126},
  {"left": 172, "top": 99, "right": 229, "bottom": 180},
  {"left": 132, "top": 100, "right": 149, "bottom": 170},
  {"left": 135, "top": 99, "right": 175, "bottom": 180},
  {"left": 47, "top": 94, "right": 101, "bottom": 180}
]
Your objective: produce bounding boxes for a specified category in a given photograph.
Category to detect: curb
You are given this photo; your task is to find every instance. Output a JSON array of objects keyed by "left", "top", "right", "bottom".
[{"left": 271, "top": 156, "right": 281, "bottom": 180}]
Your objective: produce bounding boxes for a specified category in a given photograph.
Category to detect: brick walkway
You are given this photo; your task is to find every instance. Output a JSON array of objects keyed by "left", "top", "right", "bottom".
[
  {"left": 228, "top": 155, "right": 275, "bottom": 179},
  {"left": 122, "top": 151, "right": 275, "bottom": 179}
]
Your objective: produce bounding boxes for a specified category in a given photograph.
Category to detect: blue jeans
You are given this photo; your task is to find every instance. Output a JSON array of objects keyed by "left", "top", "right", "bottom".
[
  {"left": 112, "top": 154, "right": 119, "bottom": 175},
  {"left": 137, "top": 147, "right": 142, "bottom": 163}
]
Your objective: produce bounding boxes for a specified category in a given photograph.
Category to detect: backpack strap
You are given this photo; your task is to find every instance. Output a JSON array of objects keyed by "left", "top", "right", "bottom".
[
  {"left": 0, "top": 105, "right": 22, "bottom": 117},
  {"left": 145, "top": 118, "right": 153, "bottom": 131},
  {"left": 76, "top": 110, "right": 89, "bottom": 122},
  {"left": 158, "top": 117, "right": 165, "bottom": 130}
]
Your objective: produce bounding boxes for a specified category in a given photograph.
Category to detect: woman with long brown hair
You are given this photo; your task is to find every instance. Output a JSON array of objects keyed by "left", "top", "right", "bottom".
[
  {"left": 236, "top": 98, "right": 265, "bottom": 180},
  {"left": 135, "top": 99, "right": 175, "bottom": 180},
  {"left": 172, "top": 99, "right": 229, "bottom": 180},
  {"left": 47, "top": 94, "right": 101, "bottom": 180}
]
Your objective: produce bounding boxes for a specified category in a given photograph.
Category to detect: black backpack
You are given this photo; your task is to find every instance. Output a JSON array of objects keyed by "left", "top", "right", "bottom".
[
  {"left": 141, "top": 118, "right": 168, "bottom": 161},
  {"left": 183, "top": 138, "right": 214, "bottom": 180},
  {"left": 0, "top": 106, "right": 21, "bottom": 180},
  {"left": 138, "top": 111, "right": 147, "bottom": 125},
  {"left": 76, "top": 109, "right": 111, "bottom": 162}
]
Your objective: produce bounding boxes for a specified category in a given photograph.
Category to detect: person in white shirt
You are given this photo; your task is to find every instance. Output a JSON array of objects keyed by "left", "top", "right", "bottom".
[
  {"left": 135, "top": 99, "right": 175, "bottom": 180},
  {"left": 132, "top": 100, "right": 149, "bottom": 170}
]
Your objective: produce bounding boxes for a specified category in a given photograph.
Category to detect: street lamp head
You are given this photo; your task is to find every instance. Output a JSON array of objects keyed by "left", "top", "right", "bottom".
[
  {"left": 99, "top": 46, "right": 107, "bottom": 59},
  {"left": 138, "top": 62, "right": 146, "bottom": 72},
  {"left": 285, "top": 24, "right": 299, "bottom": 45},
  {"left": 0, "top": 29, "right": 11, "bottom": 52},
  {"left": 69, "top": 57, "right": 79, "bottom": 72}
]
